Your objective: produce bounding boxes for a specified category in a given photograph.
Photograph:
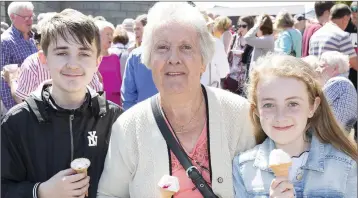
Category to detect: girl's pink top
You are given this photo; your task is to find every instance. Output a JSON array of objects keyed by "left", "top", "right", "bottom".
[
  {"left": 164, "top": 117, "right": 211, "bottom": 198},
  {"left": 98, "top": 54, "right": 122, "bottom": 106}
]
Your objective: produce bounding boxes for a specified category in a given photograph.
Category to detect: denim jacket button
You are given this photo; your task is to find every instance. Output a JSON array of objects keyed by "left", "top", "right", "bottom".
[
  {"left": 217, "top": 177, "right": 223, "bottom": 183},
  {"left": 296, "top": 172, "right": 303, "bottom": 181}
]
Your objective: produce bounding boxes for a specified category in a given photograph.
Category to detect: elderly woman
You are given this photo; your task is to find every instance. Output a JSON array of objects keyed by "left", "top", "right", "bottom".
[
  {"left": 97, "top": 2, "right": 255, "bottom": 198},
  {"left": 274, "top": 10, "right": 302, "bottom": 57},
  {"left": 302, "top": 52, "right": 357, "bottom": 132},
  {"left": 95, "top": 20, "right": 122, "bottom": 106}
]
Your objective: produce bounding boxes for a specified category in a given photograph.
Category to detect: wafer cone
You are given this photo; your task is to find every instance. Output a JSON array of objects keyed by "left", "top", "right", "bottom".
[
  {"left": 159, "top": 188, "right": 176, "bottom": 198},
  {"left": 71, "top": 158, "right": 91, "bottom": 197},
  {"left": 269, "top": 162, "right": 292, "bottom": 177}
]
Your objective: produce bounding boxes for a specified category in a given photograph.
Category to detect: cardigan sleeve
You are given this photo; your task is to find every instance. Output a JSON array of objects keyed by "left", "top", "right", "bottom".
[
  {"left": 234, "top": 99, "right": 256, "bottom": 155},
  {"left": 97, "top": 117, "right": 136, "bottom": 198}
]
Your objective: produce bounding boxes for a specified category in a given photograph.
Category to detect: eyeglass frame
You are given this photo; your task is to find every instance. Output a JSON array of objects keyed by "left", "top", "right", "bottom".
[{"left": 13, "top": 13, "right": 35, "bottom": 21}]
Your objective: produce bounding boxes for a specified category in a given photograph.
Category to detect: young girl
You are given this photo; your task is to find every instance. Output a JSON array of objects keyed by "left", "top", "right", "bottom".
[{"left": 233, "top": 54, "right": 357, "bottom": 198}]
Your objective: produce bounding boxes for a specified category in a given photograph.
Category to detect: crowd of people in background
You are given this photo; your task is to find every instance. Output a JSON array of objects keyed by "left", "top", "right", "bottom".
[{"left": 1, "top": 1, "right": 357, "bottom": 198}]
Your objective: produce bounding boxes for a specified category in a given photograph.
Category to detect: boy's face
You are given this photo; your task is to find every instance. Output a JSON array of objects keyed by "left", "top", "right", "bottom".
[{"left": 44, "top": 32, "right": 99, "bottom": 93}]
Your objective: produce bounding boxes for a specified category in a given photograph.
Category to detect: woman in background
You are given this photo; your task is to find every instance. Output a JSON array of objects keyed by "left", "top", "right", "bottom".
[
  {"left": 274, "top": 10, "right": 303, "bottom": 57},
  {"left": 244, "top": 14, "right": 274, "bottom": 65},
  {"left": 96, "top": 20, "right": 122, "bottom": 106},
  {"left": 213, "top": 16, "right": 233, "bottom": 54},
  {"left": 225, "top": 16, "right": 254, "bottom": 96}
]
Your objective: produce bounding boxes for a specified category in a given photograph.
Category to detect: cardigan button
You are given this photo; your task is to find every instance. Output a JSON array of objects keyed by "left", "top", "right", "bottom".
[{"left": 217, "top": 177, "right": 223, "bottom": 183}]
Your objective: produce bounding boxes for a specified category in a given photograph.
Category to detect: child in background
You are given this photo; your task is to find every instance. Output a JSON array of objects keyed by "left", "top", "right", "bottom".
[{"left": 233, "top": 54, "right": 357, "bottom": 197}]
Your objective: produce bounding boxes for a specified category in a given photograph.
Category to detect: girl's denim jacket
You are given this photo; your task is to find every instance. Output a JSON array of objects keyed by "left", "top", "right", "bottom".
[{"left": 232, "top": 135, "right": 357, "bottom": 198}]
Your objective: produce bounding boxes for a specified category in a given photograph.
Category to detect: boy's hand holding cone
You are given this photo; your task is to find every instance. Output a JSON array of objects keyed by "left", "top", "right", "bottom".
[{"left": 71, "top": 158, "right": 91, "bottom": 197}]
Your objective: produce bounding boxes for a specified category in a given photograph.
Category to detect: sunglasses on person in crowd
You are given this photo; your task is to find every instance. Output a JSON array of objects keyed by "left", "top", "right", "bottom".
[
  {"left": 14, "top": 13, "right": 35, "bottom": 21},
  {"left": 238, "top": 24, "right": 248, "bottom": 28},
  {"left": 352, "top": 6, "right": 357, "bottom": 13}
]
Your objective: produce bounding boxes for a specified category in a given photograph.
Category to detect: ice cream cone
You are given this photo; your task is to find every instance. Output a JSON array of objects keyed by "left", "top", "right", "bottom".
[
  {"left": 159, "top": 188, "right": 176, "bottom": 198},
  {"left": 269, "top": 162, "right": 292, "bottom": 177},
  {"left": 71, "top": 158, "right": 91, "bottom": 197}
]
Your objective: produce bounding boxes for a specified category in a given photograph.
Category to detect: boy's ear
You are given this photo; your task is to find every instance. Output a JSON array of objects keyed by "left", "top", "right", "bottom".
[
  {"left": 38, "top": 50, "right": 47, "bottom": 65},
  {"left": 97, "top": 56, "right": 103, "bottom": 66}
]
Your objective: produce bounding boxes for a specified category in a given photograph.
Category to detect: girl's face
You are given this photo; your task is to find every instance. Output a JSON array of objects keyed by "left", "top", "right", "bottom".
[{"left": 255, "top": 75, "right": 320, "bottom": 147}]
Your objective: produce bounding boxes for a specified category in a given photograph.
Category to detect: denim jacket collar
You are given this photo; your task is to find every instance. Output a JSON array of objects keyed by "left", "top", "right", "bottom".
[{"left": 253, "top": 133, "right": 326, "bottom": 173}]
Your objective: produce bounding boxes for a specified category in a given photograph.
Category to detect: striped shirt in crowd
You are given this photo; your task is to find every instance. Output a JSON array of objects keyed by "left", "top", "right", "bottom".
[
  {"left": 309, "top": 22, "right": 357, "bottom": 78},
  {"left": 15, "top": 53, "right": 103, "bottom": 100},
  {"left": 323, "top": 76, "right": 357, "bottom": 131},
  {"left": 309, "top": 21, "right": 357, "bottom": 57},
  {"left": 1, "top": 26, "right": 38, "bottom": 110}
]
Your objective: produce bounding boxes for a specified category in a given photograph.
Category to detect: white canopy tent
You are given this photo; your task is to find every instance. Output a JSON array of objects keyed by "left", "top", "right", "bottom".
[{"left": 195, "top": 2, "right": 315, "bottom": 17}]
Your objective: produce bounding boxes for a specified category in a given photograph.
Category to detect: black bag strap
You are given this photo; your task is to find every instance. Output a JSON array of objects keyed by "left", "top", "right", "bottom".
[
  {"left": 151, "top": 96, "right": 218, "bottom": 198},
  {"left": 230, "top": 34, "right": 238, "bottom": 51}
]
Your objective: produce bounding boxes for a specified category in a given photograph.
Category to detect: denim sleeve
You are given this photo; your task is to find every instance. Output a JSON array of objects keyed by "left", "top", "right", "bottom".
[
  {"left": 233, "top": 155, "right": 249, "bottom": 198},
  {"left": 120, "top": 52, "right": 138, "bottom": 111},
  {"left": 346, "top": 162, "right": 357, "bottom": 198}
]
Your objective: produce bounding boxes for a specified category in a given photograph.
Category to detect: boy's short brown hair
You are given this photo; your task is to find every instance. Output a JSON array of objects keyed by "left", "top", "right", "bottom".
[{"left": 40, "top": 10, "right": 101, "bottom": 57}]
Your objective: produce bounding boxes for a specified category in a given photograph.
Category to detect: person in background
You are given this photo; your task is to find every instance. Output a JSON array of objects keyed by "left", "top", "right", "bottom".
[
  {"left": 95, "top": 20, "right": 123, "bottom": 106},
  {"left": 213, "top": 16, "right": 233, "bottom": 54},
  {"left": 293, "top": 14, "right": 307, "bottom": 34},
  {"left": 97, "top": 3, "right": 255, "bottom": 197},
  {"left": 108, "top": 26, "right": 129, "bottom": 78},
  {"left": 244, "top": 14, "right": 275, "bottom": 65},
  {"left": 346, "top": 1, "right": 358, "bottom": 90},
  {"left": 200, "top": 12, "right": 230, "bottom": 88},
  {"left": 1, "top": 21, "right": 9, "bottom": 34},
  {"left": 94, "top": 15, "right": 106, "bottom": 21},
  {"left": 128, "top": 14, "right": 147, "bottom": 53},
  {"left": 274, "top": 10, "right": 302, "bottom": 57},
  {"left": 121, "top": 14, "right": 156, "bottom": 111},
  {"left": 121, "top": 18, "right": 135, "bottom": 48},
  {"left": 3, "top": 10, "right": 102, "bottom": 104},
  {"left": 1, "top": 1, "right": 37, "bottom": 111},
  {"left": 224, "top": 16, "right": 254, "bottom": 96},
  {"left": 233, "top": 54, "right": 357, "bottom": 198},
  {"left": 1, "top": 10, "right": 123, "bottom": 198},
  {"left": 309, "top": 4, "right": 358, "bottom": 74},
  {"left": 302, "top": 1, "right": 335, "bottom": 57},
  {"left": 303, "top": 52, "right": 357, "bottom": 133}
]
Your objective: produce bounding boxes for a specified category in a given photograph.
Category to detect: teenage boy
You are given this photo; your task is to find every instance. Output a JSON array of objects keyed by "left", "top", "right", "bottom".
[{"left": 1, "top": 10, "right": 122, "bottom": 198}]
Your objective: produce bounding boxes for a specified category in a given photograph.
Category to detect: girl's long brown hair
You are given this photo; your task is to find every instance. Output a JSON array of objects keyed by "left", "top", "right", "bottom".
[{"left": 246, "top": 53, "right": 358, "bottom": 161}]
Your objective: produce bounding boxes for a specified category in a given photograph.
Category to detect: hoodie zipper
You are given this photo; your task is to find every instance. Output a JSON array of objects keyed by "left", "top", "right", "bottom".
[{"left": 69, "top": 114, "right": 74, "bottom": 161}]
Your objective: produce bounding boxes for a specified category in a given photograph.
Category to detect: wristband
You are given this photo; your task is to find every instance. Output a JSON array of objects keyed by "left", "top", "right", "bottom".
[{"left": 33, "top": 182, "right": 41, "bottom": 198}]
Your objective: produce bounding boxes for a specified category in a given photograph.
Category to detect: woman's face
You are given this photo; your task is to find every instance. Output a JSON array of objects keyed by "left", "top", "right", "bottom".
[
  {"left": 100, "top": 27, "right": 114, "bottom": 52},
  {"left": 150, "top": 22, "right": 205, "bottom": 95},
  {"left": 237, "top": 21, "right": 249, "bottom": 36}
]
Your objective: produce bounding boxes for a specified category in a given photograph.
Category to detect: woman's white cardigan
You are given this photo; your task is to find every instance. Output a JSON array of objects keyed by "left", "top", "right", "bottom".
[{"left": 97, "top": 87, "right": 256, "bottom": 198}]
